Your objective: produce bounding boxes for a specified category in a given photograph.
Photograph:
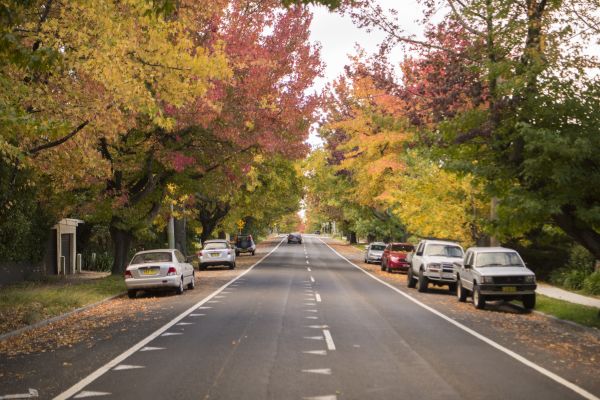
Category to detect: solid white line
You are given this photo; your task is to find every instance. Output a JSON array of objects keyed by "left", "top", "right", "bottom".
[
  {"left": 323, "top": 329, "right": 336, "bottom": 351},
  {"left": 315, "top": 293, "right": 322, "bottom": 302},
  {"left": 317, "top": 238, "right": 600, "bottom": 400},
  {"left": 54, "top": 238, "right": 287, "bottom": 400}
]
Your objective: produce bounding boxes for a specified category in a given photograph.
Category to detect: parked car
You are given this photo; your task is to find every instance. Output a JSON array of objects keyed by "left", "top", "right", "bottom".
[
  {"left": 456, "top": 247, "right": 537, "bottom": 310},
  {"left": 125, "top": 249, "right": 195, "bottom": 298},
  {"left": 408, "top": 239, "right": 464, "bottom": 292},
  {"left": 381, "top": 242, "right": 414, "bottom": 272},
  {"left": 288, "top": 233, "right": 302, "bottom": 244},
  {"left": 364, "top": 242, "right": 386, "bottom": 264},
  {"left": 199, "top": 239, "right": 236, "bottom": 270},
  {"left": 235, "top": 234, "right": 256, "bottom": 256}
]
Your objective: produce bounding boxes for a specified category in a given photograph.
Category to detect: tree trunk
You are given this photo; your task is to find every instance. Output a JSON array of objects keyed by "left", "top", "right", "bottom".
[
  {"left": 553, "top": 206, "right": 600, "bottom": 260},
  {"left": 174, "top": 217, "right": 187, "bottom": 255},
  {"left": 110, "top": 224, "right": 133, "bottom": 275},
  {"left": 367, "top": 233, "right": 375, "bottom": 243},
  {"left": 348, "top": 231, "right": 357, "bottom": 244}
]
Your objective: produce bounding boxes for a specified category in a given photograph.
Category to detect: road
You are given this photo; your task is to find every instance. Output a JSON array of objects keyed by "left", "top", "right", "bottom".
[{"left": 53, "top": 235, "right": 595, "bottom": 400}]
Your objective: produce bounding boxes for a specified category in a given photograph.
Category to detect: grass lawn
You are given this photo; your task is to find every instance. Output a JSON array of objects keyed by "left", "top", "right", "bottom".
[
  {"left": 536, "top": 294, "right": 600, "bottom": 329},
  {"left": 0, "top": 275, "right": 125, "bottom": 334}
]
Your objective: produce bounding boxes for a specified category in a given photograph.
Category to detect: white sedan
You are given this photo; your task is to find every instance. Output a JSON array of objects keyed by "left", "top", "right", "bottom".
[{"left": 125, "top": 249, "right": 195, "bottom": 298}]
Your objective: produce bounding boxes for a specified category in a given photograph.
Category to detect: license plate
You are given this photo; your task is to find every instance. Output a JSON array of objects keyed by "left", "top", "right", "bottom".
[
  {"left": 142, "top": 268, "right": 158, "bottom": 275},
  {"left": 502, "top": 286, "right": 517, "bottom": 292},
  {"left": 210, "top": 252, "right": 220, "bottom": 257}
]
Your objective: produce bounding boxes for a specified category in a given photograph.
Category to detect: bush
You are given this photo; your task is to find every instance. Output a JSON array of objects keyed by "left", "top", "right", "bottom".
[
  {"left": 583, "top": 272, "right": 600, "bottom": 296},
  {"left": 549, "top": 245, "right": 595, "bottom": 290}
]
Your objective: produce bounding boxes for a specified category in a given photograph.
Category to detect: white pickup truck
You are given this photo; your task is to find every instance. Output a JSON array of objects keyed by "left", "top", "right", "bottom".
[{"left": 407, "top": 239, "right": 464, "bottom": 292}]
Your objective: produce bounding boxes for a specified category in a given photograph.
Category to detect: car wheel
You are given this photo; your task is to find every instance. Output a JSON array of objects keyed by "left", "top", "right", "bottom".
[
  {"left": 457, "top": 279, "right": 467, "bottom": 302},
  {"left": 229, "top": 262, "right": 235, "bottom": 270},
  {"left": 252, "top": 251, "right": 255, "bottom": 256},
  {"left": 407, "top": 268, "right": 416, "bottom": 288},
  {"left": 187, "top": 272, "right": 195, "bottom": 290},
  {"left": 381, "top": 261, "right": 386, "bottom": 271},
  {"left": 175, "top": 277, "right": 184, "bottom": 295},
  {"left": 127, "top": 290, "right": 137, "bottom": 299},
  {"left": 473, "top": 284, "right": 486, "bottom": 309},
  {"left": 448, "top": 282, "right": 457, "bottom": 293},
  {"left": 523, "top": 293, "right": 536, "bottom": 310},
  {"left": 199, "top": 264, "right": 207, "bottom": 271},
  {"left": 417, "top": 269, "right": 428, "bottom": 292}
]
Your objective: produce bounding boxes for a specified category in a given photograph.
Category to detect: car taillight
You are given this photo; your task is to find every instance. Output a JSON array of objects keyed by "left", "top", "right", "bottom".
[
  {"left": 124, "top": 270, "right": 133, "bottom": 279},
  {"left": 167, "top": 266, "right": 177, "bottom": 276}
]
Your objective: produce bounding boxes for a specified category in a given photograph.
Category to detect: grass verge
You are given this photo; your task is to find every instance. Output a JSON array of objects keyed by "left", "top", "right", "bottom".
[
  {"left": 536, "top": 294, "right": 600, "bottom": 329},
  {"left": 0, "top": 275, "right": 125, "bottom": 335}
]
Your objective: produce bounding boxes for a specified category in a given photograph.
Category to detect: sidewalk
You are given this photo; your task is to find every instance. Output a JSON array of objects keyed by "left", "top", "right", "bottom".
[{"left": 536, "top": 283, "right": 600, "bottom": 309}]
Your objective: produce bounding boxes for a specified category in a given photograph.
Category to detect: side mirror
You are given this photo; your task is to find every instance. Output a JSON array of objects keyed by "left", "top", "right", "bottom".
[
  {"left": 416, "top": 251, "right": 423, "bottom": 256},
  {"left": 464, "top": 264, "right": 472, "bottom": 269}
]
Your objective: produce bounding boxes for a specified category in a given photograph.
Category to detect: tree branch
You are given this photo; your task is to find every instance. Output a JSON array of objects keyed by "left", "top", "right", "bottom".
[{"left": 27, "top": 120, "right": 90, "bottom": 155}]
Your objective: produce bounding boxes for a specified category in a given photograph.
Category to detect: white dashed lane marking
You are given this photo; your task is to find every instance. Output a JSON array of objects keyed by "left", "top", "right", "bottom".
[
  {"left": 315, "top": 293, "right": 322, "bottom": 302},
  {"left": 303, "top": 336, "right": 324, "bottom": 340},
  {"left": 303, "top": 350, "right": 327, "bottom": 356},
  {"left": 307, "top": 267, "right": 311, "bottom": 271},
  {"left": 303, "top": 395, "right": 337, "bottom": 400},
  {"left": 73, "top": 391, "right": 110, "bottom": 398},
  {"left": 323, "top": 330, "right": 336, "bottom": 351},
  {"left": 197, "top": 307, "right": 212, "bottom": 310},
  {"left": 302, "top": 368, "right": 332, "bottom": 375},
  {"left": 305, "top": 316, "right": 318, "bottom": 320},
  {"left": 113, "top": 365, "right": 144, "bottom": 371},
  {"left": 176, "top": 322, "right": 194, "bottom": 326},
  {"left": 139, "top": 347, "right": 164, "bottom": 352},
  {"left": 161, "top": 332, "right": 182, "bottom": 337},
  {"left": 189, "top": 314, "right": 205, "bottom": 317},
  {"left": 310, "top": 276, "right": 315, "bottom": 283}
]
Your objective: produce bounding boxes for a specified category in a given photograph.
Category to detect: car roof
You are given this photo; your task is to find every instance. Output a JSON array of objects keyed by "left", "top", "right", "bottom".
[
  {"left": 422, "top": 240, "right": 460, "bottom": 246},
  {"left": 467, "top": 246, "right": 517, "bottom": 253},
  {"left": 134, "top": 249, "right": 174, "bottom": 255},
  {"left": 369, "top": 242, "right": 386, "bottom": 245},
  {"left": 205, "top": 239, "right": 229, "bottom": 243},
  {"left": 388, "top": 242, "right": 413, "bottom": 245}
]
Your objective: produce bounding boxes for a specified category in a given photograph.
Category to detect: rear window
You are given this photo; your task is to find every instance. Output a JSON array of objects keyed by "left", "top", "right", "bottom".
[
  {"left": 370, "top": 245, "right": 386, "bottom": 251},
  {"left": 131, "top": 252, "right": 172, "bottom": 264},
  {"left": 204, "top": 242, "right": 227, "bottom": 250},
  {"left": 391, "top": 244, "right": 414, "bottom": 252}
]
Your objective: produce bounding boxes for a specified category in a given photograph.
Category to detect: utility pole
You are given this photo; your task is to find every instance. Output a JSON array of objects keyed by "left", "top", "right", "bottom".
[
  {"left": 490, "top": 197, "right": 499, "bottom": 246},
  {"left": 168, "top": 203, "right": 175, "bottom": 249}
]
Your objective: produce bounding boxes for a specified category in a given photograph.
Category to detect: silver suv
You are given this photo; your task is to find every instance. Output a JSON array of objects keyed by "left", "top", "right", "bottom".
[
  {"left": 408, "top": 239, "right": 464, "bottom": 292},
  {"left": 456, "top": 247, "right": 536, "bottom": 309}
]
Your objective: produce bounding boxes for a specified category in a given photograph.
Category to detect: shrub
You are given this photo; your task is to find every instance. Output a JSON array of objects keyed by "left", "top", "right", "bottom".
[
  {"left": 583, "top": 272, "right": 600, "bottom": 296},
  {"left": 549, "top": 245, "right": 595, "bottom": 290}
]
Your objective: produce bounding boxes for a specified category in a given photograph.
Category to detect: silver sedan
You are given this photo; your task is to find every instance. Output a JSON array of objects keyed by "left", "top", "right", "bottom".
[{"left": 125, "top": 249, "right": 195, "bottom": 298}]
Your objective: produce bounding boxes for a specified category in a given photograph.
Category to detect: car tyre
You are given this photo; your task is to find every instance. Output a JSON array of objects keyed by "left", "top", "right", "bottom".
[
  {"left": 175, "top": 277, "right": 184, "bottom": 295},
  {"left": 407, "top": 268, "right": 416, "bottom": 288},
  {"left": 127, "top": 290, "right": 137, "bottom": 299},
  {"left": 457, "top": 279, "right": 467, "bottom": 302},
  {"left": 448, "top": 282, "right": 457, "bottom": 293},
  {"left": 473, "top": 284, "right": 486, "bottom": 309},
  {"left": 523, "top": 293, "right": 536, "bottom": 310},
  {"left": 417, "top": 269, "right": 428, "bottom": 292},
  {"left": 187, "top": 273, "right": 195, "bottom": 290},
  {"left": 199, "top": 264, "right": 207, "bottom": 271},
  {"left": 251, "top": 250, "right": 255, "bottom": 256},
  {"left": 229, "top": 262, "right": 236, "bottom": 270},
  {"left": 381, "top": 261, "right": 386, "bottom": 271}
]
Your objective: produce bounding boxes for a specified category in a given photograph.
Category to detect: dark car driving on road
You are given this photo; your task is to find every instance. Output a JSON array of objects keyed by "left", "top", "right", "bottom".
[{"left": 288, "top": 233, "right": 302, "bottom": 244}]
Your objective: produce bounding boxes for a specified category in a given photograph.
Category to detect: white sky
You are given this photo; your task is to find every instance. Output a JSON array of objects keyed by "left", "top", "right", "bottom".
[{"left": 306, "top": 0, "right": 423, "bottom": 146}]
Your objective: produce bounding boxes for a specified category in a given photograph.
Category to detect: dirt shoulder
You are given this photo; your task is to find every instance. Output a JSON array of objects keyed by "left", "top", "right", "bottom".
[
  {"left": 326, "top": 238, "right": 600, "bottom": 396},
  {"left": 0, "top": 237, "right": 282, "bottom": 399}
]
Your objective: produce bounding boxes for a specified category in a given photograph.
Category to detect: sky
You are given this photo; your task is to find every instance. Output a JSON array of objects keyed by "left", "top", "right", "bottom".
[{"left": 306, "top": 0, "right": 423, "bottom": 146}]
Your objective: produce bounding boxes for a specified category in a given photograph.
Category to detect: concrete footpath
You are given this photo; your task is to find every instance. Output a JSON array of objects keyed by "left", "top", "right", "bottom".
[{"left": 536, "top": 283, "right": 600, "bottom": 308}]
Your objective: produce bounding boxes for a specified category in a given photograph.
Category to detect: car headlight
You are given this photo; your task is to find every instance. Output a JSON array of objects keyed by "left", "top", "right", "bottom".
[
  {"left": 524, "top": 275, "right": 535, "bottom": 283},
  {"left": 427, "top": 263, "right": 441, "bottom": 270},
  {"left": 481, "top": 276, "right": 494, "bottom": 284}
]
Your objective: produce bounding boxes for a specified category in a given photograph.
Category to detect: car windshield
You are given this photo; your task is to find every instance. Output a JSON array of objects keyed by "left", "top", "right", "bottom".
[
  {"left": 391, "top": 244, "right": 413, "bottom": 252},
  {"left": 424, "top": 244, "right": 463, "bottom": 258},
  {"left": 131, "top": 252, "right": 172, "bottom": 264},
  {"left": 370, "top": 245, "right": 386, "bottom": 251},
  {"left": 476, "top": 252, "right": 523, "bottom": 267},
  {"left": 204, "top": 242, "right": 227, "bottom": 250}
]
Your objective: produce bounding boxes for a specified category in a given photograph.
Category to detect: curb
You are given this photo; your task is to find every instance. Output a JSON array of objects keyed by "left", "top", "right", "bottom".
[{"left": 0, "top": 292, "right": 125, "bottom": 342}]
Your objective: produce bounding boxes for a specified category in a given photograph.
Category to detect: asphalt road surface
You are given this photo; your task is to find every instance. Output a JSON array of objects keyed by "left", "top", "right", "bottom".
[{"left": 54, "top": 235, "right": 597, "bottom": 400}]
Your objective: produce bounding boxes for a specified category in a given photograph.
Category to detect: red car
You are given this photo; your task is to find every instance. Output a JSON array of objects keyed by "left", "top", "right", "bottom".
[{"left": 381, "top": 243, "right": 415, "bottom": 273}]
